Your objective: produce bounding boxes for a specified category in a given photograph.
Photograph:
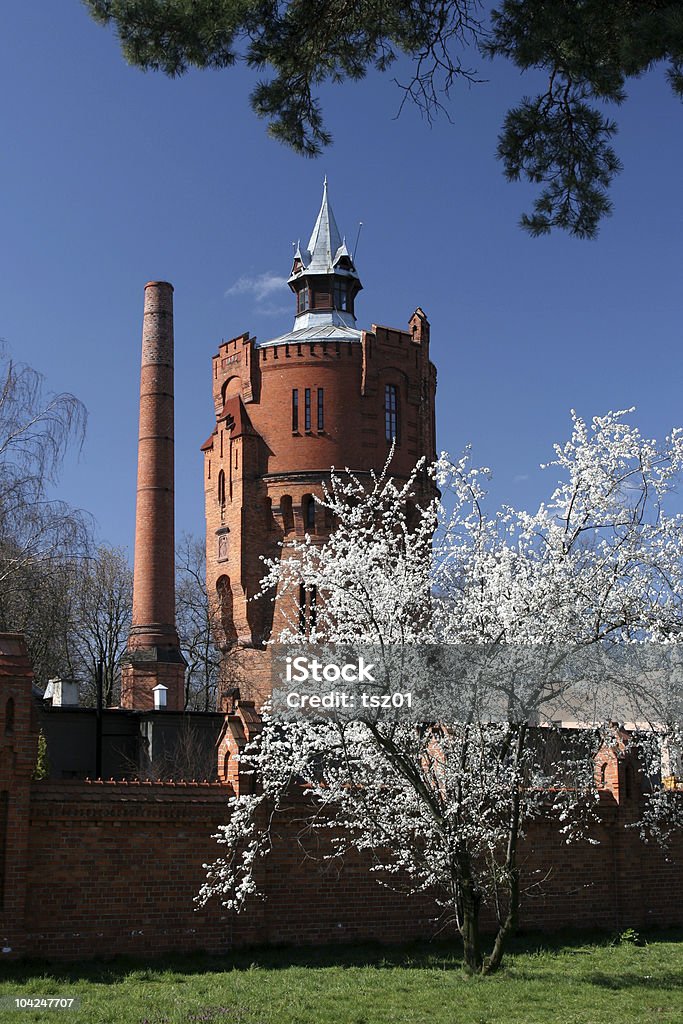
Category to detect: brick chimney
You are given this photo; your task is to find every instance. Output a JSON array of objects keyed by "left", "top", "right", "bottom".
[{"left": 121, "top": 282, "right": 185, "bottom": 710}]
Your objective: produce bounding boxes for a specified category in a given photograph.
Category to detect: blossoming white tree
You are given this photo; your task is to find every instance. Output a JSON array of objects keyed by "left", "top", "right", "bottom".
[{"left": 199, "top": 410, "right": 683, "bottom": 975}]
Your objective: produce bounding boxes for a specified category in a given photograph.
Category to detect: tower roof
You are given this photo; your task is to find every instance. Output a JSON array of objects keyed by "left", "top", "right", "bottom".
[
  {"left": 259, "top": 181, "right": 363, "bottom": 348},
  {"left": 305, "top": 177, "right": 343, "bottom": 274},
  {"left": 289, "top": 178, "right": 360, "bottom": 284}
]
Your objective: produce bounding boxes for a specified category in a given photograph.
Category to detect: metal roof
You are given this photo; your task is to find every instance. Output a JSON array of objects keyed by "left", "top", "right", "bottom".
[
  {"left": 258, "top": 310, "right": 362, "bottom": 348},
  {"left": 307, "top": 177, "right": 343, "bottom": 273},
  {"left": 288, "top": 178, "right": 360, "bottom": 283},
  {"left": 257, "top": 181, "right": 363, "bottom": 349}
]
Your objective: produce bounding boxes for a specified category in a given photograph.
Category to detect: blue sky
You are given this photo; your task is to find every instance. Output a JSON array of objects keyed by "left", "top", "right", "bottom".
[{"left": 1, "top": 2, "right": 681, "bottom": 556}]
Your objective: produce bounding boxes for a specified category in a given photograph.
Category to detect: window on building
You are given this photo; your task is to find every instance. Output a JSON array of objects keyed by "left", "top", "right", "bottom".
[
  {"left": 217, "top": 469, "right": 226, "bottom": 508},
  {"left": 297, "top": 286, "right": 309, "bottom": 314},
  {"left": 333, "top": 280, "right": 348, "bottom": 311},
  {"left": 310, "top": 585, "right": 317, "bottom": 631},
  {"left": 292, "top": 389, "right": 299, "bottom": 432},
  {"left": 281, "top": 495, "right": 294, "bottom": 533},
  {"left": 305, "top": 388, "right": 311, "bottom": 431},
  {"left": 303, "top": 494, "right": 316, "bottom": 532},
  {"left": 317, "top": 388, "right": 324, "bottom": 431},
  {"left": 299, "top": 583, "right": 307, "bottom": 635},
  {"left": 385, "top": 384, "right": 400, "bottom": 443},
  {"left": 216, "top": 576, "right": 237, "bottom": 645},
  {"left": 298, "top": 584, "right": 318, "bottom": 636}
]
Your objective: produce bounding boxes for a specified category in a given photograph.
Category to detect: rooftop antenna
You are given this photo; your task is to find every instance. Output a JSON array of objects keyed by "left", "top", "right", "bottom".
[{"left": 352, "top": 221, "right": 364, "bottom": 262}]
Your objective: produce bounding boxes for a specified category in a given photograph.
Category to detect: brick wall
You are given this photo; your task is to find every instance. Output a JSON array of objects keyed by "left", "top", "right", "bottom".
[
  {"left": 11, "top": 782, "right": 682, "bottom": 961},
  {"left": 2, "top": 639, "right": 681, "bottom": 962},
  {"left": 202, "top": 313, "right": 438, "bottom": 693},
  {"left": 122, "top": 281, "right": 185, "bottom": 712},
  {"left": 0, "top": 636, "right": 38, "bottom": 957},
  {"left": 21, "top": 780, "right": 237, "bottom": 959}
]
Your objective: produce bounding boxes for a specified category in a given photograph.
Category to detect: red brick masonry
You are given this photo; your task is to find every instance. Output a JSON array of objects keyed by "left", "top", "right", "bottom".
[
  {"left": 1, "top": 635, "right": 681, "bottom": 961},
  {"left": 122, "top": 282, "right": 185, "bottom": 712}
]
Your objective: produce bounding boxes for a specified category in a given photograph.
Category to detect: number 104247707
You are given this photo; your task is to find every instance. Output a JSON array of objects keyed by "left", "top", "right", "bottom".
[{"left": 0, "top": 997, "right": 80, "bottom": 1010}]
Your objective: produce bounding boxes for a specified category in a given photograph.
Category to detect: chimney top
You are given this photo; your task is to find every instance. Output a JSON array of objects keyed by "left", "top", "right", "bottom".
[{"left": 145, "top": 281, "right": 174, "bottom": 291}]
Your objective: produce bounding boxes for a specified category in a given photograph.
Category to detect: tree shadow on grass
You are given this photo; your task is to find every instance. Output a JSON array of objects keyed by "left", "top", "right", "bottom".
[
  {"left": 585, "top": 971, "right": 683, "bottom": 991},
  {"left": 3, "top": 928, "right": 683, "bottom": 986},
  {"left": 509, "top": 965, "right": 683, "bottom": 990}
]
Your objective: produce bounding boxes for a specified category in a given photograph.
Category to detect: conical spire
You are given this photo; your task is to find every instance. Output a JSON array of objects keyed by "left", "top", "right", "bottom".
[
  {"left": 305, "top": 177, "right": 344, "bottom": 273},
  {"left": 258, "top": 180, "right": 363, "bottom": 348},
  {"left": 290, "top": 179, "right": 361, "bottom": 284}
]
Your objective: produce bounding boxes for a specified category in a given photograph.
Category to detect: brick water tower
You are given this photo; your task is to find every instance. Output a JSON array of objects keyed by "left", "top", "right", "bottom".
[{"left": 202, "top": 183, "right": 437, "bottom": 700}]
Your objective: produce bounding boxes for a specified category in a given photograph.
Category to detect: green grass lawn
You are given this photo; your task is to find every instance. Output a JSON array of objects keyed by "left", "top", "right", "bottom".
[{"left": 1, "top": 931, "right": 682, "bottom": 1024}]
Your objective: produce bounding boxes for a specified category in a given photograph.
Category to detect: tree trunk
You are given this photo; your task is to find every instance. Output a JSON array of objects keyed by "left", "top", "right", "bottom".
[
  {"left": 482, "top": 866, "right": 519, "bottom": 975},
  {"left": 460, "top": 878, "right": 483, "bottom": 974},
  {"left": 482, "top": 726, "right": 526, "bottom": 975}
]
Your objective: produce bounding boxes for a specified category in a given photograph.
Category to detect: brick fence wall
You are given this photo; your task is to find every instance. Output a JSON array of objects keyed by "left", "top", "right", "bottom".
[
  {"left": 4, "top": 779, "right": 680, "bottom": 961},
  {"left": 2, "top": 635, "right": 682, "bottom": 962},
  {"left": 21, "top": 781, "right": 237, "bottom": 959}
]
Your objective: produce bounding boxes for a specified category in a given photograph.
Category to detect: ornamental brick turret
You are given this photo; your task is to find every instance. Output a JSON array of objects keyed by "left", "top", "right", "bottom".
[
  {"left": 121, "top": 281, "right": 185, "bottom": 711},
  {"left": 202, "top": 184, "right": 437, "bottom": 703}
]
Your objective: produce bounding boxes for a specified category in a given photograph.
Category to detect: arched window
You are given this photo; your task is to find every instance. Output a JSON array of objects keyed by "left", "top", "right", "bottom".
[
  {"left": 218, "top": 469, "right": 226, "bottom": 509},
  {"left": 281, "top": 495, "right": 294, "bottom": 534},
  {"left": 216, "top": 576, "right": 237, "bottom": 645},
  {"left": 310, "top": 585, "right": 317, "bottom": 631},
  {"left": 306, "top": 497, "right": 316, "bottom": 531},
  {"left": 385, "top": 384, "right": 400, "bottom": 444},
  {"left": 405, "top": 500, "right": 417, "bottom": 529},
  {"left": 4, "top": 697, "right": 14, "bottom": 734},
  {"left": 303, "top": 494, "right": 316, "bottom": 533},
  {"left": 299, "top": 583, "right": 307, "bottom": 635},
  {"left": 298, "top": 585, "right": 318, "bottom": 637},
  {"left": 221, "top": 376, "right": 241, "bottom": 403},
  {"left": 317, "top": 388, "right": 324, "bottom": 431},
  {"left": 600, "top": 762, "right": 608, "bottom": 787},
  {"left": 292, "top": 389, "right": 299, "bottom": 432},
  {"left": 304, "top": 388, "right": 311, "bottom": 431}
]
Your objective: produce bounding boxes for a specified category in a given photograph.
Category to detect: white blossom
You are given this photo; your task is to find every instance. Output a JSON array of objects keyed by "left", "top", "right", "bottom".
[{"left": 198, "top": 410, "right": 683, "bottom": 974}]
